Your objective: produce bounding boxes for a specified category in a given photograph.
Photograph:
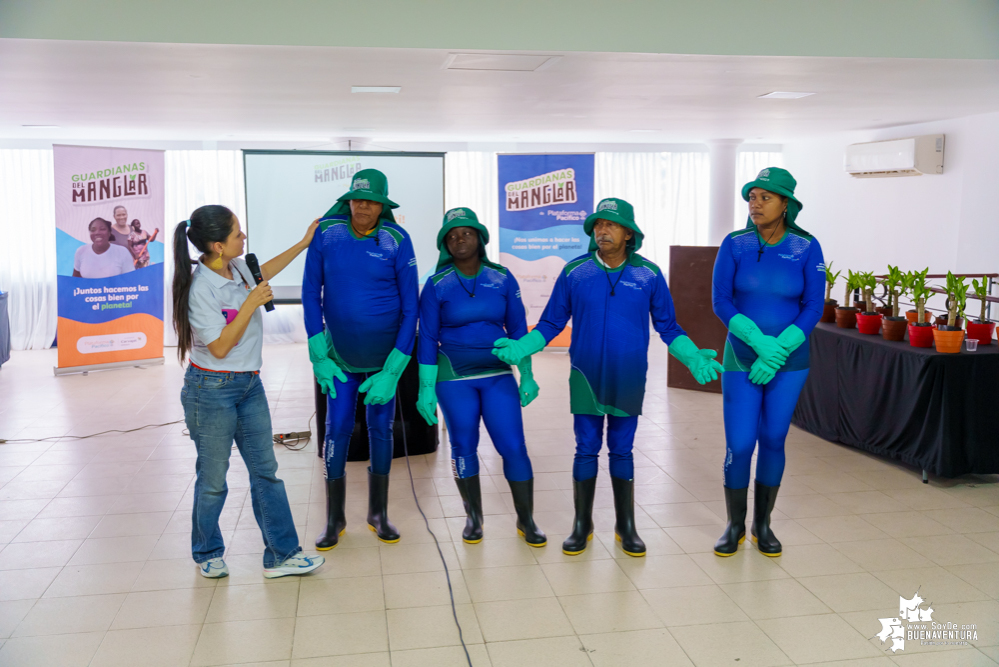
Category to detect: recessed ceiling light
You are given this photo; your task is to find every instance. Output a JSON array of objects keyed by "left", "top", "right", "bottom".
[
  {"left": 22, "top": 124, "right": 59, "bottom": 128},
  {"left": 758, "top": 91, "right": 815, "bottom": 99},
  {"left": 444, "top": 54, "right": 561, "bottom": 72},
  {"left": 351, "top": 86, "right": 401, "bottom": 94}
]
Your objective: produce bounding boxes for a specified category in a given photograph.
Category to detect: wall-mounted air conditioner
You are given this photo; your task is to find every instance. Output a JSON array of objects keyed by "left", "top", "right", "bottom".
[{"left": 844, "top": 134, "right": 944, "bottom": 178}]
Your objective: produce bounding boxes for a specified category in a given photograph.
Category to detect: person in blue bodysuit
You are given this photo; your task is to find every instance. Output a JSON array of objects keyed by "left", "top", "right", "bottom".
[
  {"left": 493, "top": 198, "right": 722, "bottom": 557},
  {"left": 711, "top": 167, "right": 825, "bottom": 558},
  {"left": 416, "top": 207, "right": 546, "bottom": 547},
  {"left": 302, "top": 169, "right": 419, "bottom": 549}
]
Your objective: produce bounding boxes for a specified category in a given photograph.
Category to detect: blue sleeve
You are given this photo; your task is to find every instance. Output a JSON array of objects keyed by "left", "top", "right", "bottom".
[
  {"left": 417, "top": 278, "right": 440, "bottom": 366},
  {"left": 794, "top": 238, "right": 826, "bottom": 336},
  {"left": 302, "top": 227, "right": 324, "bottom": 338},
  {"left": 712, "top": 235, "right": 740, "bottom": 327},
  {"left": 650, "top": 271, "right": 686, "bottom": 345},
  {"left": 393, "top": 233, "right": 419, "bottom": 356},
  {"left": 504, "top": 272, "right": 529, "bottom": 340},
  {"left": 534, "top": 271, "right": 571, "bottom": 343}
]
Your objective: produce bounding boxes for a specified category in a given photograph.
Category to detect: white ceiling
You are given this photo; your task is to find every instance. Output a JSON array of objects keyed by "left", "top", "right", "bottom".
[{"left": 1, "top": 39, "right": 998, "bottom": 146}]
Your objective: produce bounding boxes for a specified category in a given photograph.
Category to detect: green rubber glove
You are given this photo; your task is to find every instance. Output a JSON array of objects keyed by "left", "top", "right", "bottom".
[
  {"left": 749, "top": 357, "right": 777, "bottom": 385},
  {"left": 516, "top": 357, "right": 540, "bottom": 407},
  {"left": 308, "top": 332, "right": 347, "bottom": 397},
  {"left": 359, "top": 348, "right": 411, "bottom": 406},
  {"left": 492, "top": 329, "right": 547, "bottom": 366},
  {"left": 668, "top": 335, "right": 724, "bottom": 385},
  {"left": 416, "top": 364, "right": 439, "bottom": 425},
  {"left": 776, "top": 324, "right": 807, "bottom": 354},
  {"left": 728, "top": 314, "right": 789, "bottom": 369}
]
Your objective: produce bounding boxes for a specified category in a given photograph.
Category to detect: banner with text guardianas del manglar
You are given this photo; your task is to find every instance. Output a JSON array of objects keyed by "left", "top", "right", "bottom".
[
  {"left": 497, "top": 154, "right": 594, "bottom": 346},
  {"left": 54, "top": 146, "right": 165, "bottom": 371}
]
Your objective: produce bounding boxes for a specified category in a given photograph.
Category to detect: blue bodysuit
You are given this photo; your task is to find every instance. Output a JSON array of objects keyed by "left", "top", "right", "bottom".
[
  {"left": 419, "top": 264, "right": 533, "bottom": 481},
  {"left": 302, "top": 215, "right": 419, "bottom": 479},
  {"left": 712, "top": 228, "right": 825, "bottom": 488},
  {"left": 534, "top": 251, "right": 686, "bottom": 480}
]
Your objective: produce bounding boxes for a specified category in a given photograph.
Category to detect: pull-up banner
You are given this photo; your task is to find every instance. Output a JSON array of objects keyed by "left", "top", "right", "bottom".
[
  {"left": 497, "top": 153, "right": 594, "bottom": 345},
  {"left": 53, "top": 145, "right": 165, "bottom": 374}
]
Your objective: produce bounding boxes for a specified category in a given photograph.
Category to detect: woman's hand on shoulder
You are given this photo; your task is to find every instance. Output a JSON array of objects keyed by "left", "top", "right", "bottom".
[{"left": 300, "top": 219, "right": 320, "bottom": 249}]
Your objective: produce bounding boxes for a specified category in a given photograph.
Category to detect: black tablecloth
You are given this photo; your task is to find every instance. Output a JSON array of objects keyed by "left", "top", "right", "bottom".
[
  {"left": 313, "top": 338, "right": 439, "bottom": 460},
  {"left": 792, "top": 323, "right": 999, "bottom": 477}
]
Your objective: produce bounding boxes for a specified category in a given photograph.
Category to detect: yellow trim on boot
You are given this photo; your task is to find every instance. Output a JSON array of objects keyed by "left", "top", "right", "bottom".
[
  {"left": 751, "top": 534, "right": 781, "bottom": 556},
  {"left": 369, "top": 524, "right": 400, "bottom": 544},
  {"left": 315, "top": 527, "right": 346, "bottom": 551},
  {"left": 714, "top": 534, "right": 746, "bottom": 557},
  {"left": 562, "top": 532, "right": 593, "bottom": 555},
  {"left": 517, "top": 528, "right": 547, "bottom": 548},
  {"left": 463, "top": 536, "right": 483, "bottom": 545},
  {"left": 615, "top": 532, "right": 646, "bottom": 557}
]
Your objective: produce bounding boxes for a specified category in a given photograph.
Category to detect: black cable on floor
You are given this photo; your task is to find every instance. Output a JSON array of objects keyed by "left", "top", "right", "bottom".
[
  {"left": 395, "top": 390, "right": 473, "bottom": 667},
  {"left": 0, "top": 419, "right": 185, "bottom": 444}
]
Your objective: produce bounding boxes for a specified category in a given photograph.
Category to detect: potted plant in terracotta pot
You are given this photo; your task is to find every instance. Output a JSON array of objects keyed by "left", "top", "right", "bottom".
[
  {"left": 856, "top": 272, "right": 883, "bottom": 334},
  {"left": 967, "top": 277, "right": 995, "bottom": 346},
  {"left": 821, "top": 262, "right": 841, "bottom": 323},
  {"left": 905, "top": 268, "right": 933, "bottom": 325},
  {"left": 934, "top": 271, "right": 966, "bottom": 353},
  {"left": 882, "top": 265, "right": 909, "bottom": 342},
  {"left": 908, "top": 270, "right": 935, "bottom": 348},
  {"left": 835, "top": 270, "right": 860, "bottom": 329}
]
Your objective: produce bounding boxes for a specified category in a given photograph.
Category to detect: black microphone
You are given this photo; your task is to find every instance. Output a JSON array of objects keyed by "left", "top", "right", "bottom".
[{"left": 244, "top": 253, "right": 275, "bottom": 312}]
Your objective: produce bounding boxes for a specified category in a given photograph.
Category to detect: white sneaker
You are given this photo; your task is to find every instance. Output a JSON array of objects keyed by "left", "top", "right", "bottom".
[
  {"left": 199, "top": 557, "right": 228, "bottom": 578},
  {"left": 263, "top": 553, "right": 325, "bottom": 579}
]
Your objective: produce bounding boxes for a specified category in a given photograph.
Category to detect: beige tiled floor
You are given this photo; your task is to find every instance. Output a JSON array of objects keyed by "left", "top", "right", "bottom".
[{"left": 1, "top": 341, "right": 998, "bottom": 666}]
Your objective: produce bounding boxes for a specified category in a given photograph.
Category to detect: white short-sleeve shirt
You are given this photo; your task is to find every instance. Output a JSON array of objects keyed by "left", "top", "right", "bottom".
[
  {"left": 187, "top": 257, "right": 264, "bottom": 372},
  {"left": 74, "top": 244, "right": 135, "bottom": 279}
]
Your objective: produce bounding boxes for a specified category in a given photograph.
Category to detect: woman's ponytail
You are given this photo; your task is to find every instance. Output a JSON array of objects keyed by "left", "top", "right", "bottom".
[{"left": 172, "top": 205, "right": 236, "bottom": 363}]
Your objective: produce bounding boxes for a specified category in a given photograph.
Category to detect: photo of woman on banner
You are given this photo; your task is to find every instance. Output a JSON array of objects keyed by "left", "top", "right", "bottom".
[
  {"left": 110, "top": 205, "right": 133, "bottom": 250},
  {"left": 129, "top": 218, "right": 160, "bottom": 268},
  {"left": 72, "top": 216, "right": 135, "bottom": 279}
]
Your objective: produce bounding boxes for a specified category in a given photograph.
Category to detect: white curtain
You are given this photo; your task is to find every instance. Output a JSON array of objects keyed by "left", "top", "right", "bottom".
[
  {"left": 734, "top": 151, "right": 785, "bottom": 229},
  {"left": 444, "top": 152, "right": 499, "bottom": 263},
  {"left": 596, "top": 151, "right": 710, "bottom": 276},
  {"left": 0, "top": 150, "right": 58, "bottom": 350}
]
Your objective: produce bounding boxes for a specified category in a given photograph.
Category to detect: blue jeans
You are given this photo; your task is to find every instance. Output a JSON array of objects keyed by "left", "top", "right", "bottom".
[
  {"left": 324, "top": 370, "right": 395, "bottom": 479},
  {"left": 721, "top": 369, "right": 810, "bottom": 488},
  {"left": 437, "top": 374, "right": 533, "bottom": 481},
  {"left": 181, "top": 366, "right": 301, "bottom": 568},
  {"left": 573, "top": 414, "right": 639, "bottom": 481}
]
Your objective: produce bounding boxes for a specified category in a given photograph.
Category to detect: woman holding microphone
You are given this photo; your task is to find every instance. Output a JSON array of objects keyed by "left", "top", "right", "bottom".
[{"left": 172, "top": 204, "right": 325, "bottom": 579}]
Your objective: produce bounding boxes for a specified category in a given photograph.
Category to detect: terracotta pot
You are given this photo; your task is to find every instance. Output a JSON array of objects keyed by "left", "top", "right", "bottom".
[
  {"left": 966, "top": 320, "right": 996, "bottom": 346},
  {"left": 835, "top": 307, "right": 858, "bottom": 329},
  {"left": 905, "top": 310, "right": 933, "bottom": 324},
  {"left": 882, "top": 317, "right": 908, "bottom": 342},
  {"left": 821, "top": 301, "right": 838, "bottom": 323},
  {"left": 933, "top": 327, "right": 964, "bottom": 353},
  {"left": 876, "top": 305, "right": 893, "bottom": 318},
  {"left": 908, "top": 323, "right": 935, "bottom": 348},
  {"left": 856, "top": 312, "right": 883, "bottom": 335},
  {"left": 934, "top": 314, "right": 964, "bottom": 328}
]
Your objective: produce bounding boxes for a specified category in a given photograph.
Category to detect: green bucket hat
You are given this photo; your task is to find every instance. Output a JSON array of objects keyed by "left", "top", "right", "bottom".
[
  {"left": 322, "top": 168, "right": 399, "bottom": 222},
  {"left": 583, "top": 197, "right": 644, "bottom": 254},
  {"left": 740, "top": 167, "right": 808, "bottom": 235},
  {"left": 435, "top": 207, "right": 502, "bottom": 271}
]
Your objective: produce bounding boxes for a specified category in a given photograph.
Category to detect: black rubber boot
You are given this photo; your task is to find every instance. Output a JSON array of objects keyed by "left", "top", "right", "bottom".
[
  {"left": 315, "top": 476, "right": 347, "bottom": 551},
  {"left": 508, "top": 479, "right": 547, "bottom": 547},
  {"left": 562, "top": 477, "right": 596, "bottom": 555},
  {"left": 751, "top": 480, "right": 781, "bottom": 557},
  {"left": 713, "top": 486, "right": 748, "bottom": 557},
  {"left": 454, "top": 475, "right": 484, "bottom": 544},
  {"left": 611, "top": 476, "right": 646, "bottom": 557},
  {"left": 367, "top": 468, "right": 400, "bottom": 543}
]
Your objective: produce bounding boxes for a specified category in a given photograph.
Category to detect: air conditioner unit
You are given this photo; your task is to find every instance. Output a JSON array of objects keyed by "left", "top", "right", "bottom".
[{"left": 844, "top": 134, "right": 944, "bottom": 178}]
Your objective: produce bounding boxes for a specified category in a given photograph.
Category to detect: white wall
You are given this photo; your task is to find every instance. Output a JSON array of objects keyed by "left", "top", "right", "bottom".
[{"left": 783, "top": 112, "right": 999, "bottom": 308}]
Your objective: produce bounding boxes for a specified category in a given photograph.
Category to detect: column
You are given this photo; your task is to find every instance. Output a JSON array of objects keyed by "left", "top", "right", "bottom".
[{"left": 707, "top": 139, "right": 742, "bottom": 246}]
